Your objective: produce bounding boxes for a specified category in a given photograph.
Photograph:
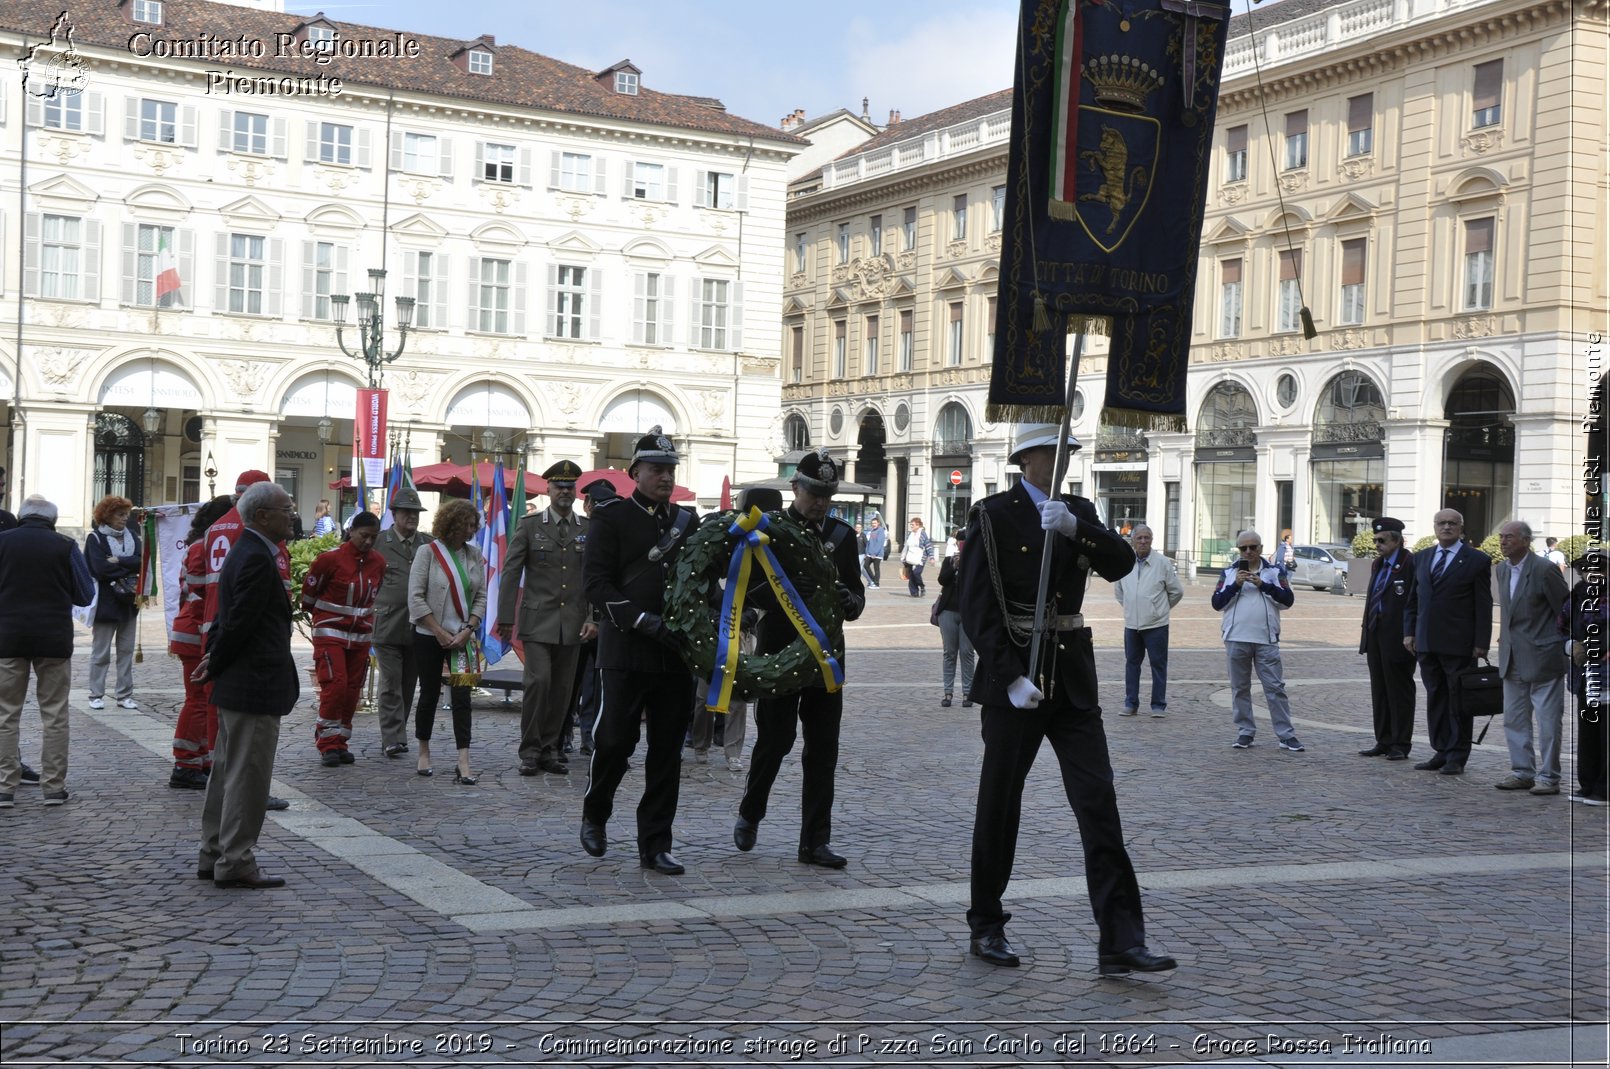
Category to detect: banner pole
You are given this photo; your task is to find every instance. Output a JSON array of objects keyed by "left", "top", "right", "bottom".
[{"left": 1026, "top": 330, "right": 1085, "bottom": 688}]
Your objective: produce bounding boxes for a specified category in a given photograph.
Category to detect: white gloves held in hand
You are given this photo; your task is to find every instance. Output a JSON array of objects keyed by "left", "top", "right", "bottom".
[
  {"left": 1037, "top": 499, "right": 1078, "bottom": 538},
  {"left": 1007, "top": 675, "right": 1044, "bottom": 709}
]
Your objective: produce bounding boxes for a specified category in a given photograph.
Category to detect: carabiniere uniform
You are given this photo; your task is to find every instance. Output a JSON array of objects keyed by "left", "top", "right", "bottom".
[
  {"left": 579, "top": 428, "right": 697, "bottom": 873},
  {"left": 735, "top": 449, "right": 866, "bottom": 868}
]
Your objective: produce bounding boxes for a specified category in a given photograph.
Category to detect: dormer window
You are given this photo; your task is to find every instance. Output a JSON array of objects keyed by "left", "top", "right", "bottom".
[
  {"left": 615, "top": 71, "right": 639, "bottom": 95},
  {"left": 468, "top": 49, "right": 493, "bottom": 75},
  {"left": 132, "top": 0, "right": 163, "bottom": 24},
  {"left": 308, "top": 25, "right": 336, "bottom": 53}
]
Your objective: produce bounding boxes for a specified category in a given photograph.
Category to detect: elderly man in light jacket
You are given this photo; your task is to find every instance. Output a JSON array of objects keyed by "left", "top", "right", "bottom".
[{"left": 1112, "top": 525, "right": 1185, "bottom": 718}]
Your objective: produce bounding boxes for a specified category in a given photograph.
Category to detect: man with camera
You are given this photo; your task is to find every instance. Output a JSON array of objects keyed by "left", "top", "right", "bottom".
[{"left": 1211, "top": 530, "right": 1300, "bottom": 752}]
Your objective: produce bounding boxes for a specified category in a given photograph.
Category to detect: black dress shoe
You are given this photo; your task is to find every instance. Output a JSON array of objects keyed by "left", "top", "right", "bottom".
[
  {"left": 1439, "top": 763, "right": 1465, "bottom": 776},
  {"left": 196, "top": 868, "right": 214, "bottom": 880},
  {"left": 1357, "top": 745, "right": 1390, "bottom": 757},
  {"left": 580, "top": 821, "right": 607, "bottom": 857},
  {"left": 1413, "top": 757, "right": 1446, "bottom": 771},
  {"left": 265, "top": 796, "right": 289, "bottom": 811},
  {"left": 641, "top": 851, "right": 685, "bottom": 875},
  {"left": 969, "top": 933, "right": 1020, "bottom": 967},
  {"left": 798, "top": 844, "right": 847, "bottom": 868},
  {"left": 733, "top": 817, "right": 757, "bottom": 852},
  {"left": 383, "top": 743, "right": 408, "bottom": 758},
  {"left": 538, "top": 756, "right": 569, "bottom": 775},
  {"left": 169, "top": 768, "right": 209, "bottom": 790},
  {"left": 19, "top": 763, "right": 40, "bottom": 784},
  {"left": 1098, "top": 945, "right": 1178, "bottom": 976},
  {"left": 215, "top": 873, "right": 287, "bottom": 889},
  {"left": 337, "top": 751, "right": 356, "bottom": 764},
  {"left": 1385, "top": 750, "right": 1409, "bottom": 761},
  {"left": 321, "top": 751, "right": 342, "bottom": 767}
]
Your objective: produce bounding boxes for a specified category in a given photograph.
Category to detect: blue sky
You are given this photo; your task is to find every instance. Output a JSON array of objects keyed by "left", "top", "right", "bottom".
[{"left": 296, "top": 0, "right": 1021, "bottom": 130}]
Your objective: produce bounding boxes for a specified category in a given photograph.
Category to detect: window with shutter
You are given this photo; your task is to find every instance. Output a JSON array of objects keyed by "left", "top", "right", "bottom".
[
  {"left": 481, "top": 142, "right": 516, "bottom": 183},
  {"left": 899, "top": 309, "right": 913, "bottom": 371},
  {"left": 317, "top": 122, "right": 353, "bottom": 165},
  {"left": 476, "top": 257, "right": 511, "bottom": 333},
  {"left": 1219, "top": 258, "right": 1242, "bottom": 338},
  {"left": 837, "top": 223, "right": 850, "bottom": 264},
  {"left": 552, "top": 265, "right": 586, "bottom": 339},
  {"left": 1346, "top": 94, "right": 1373, "bottom": 157},
  {"left": 558, "top": 152, "right": 592, "bottom": 193},
  {"left": 790, "top": 324, "right": 804, "bottom": 383},
  {"left": 226, "top": 233, "right": 266, "bottom": 315},
  {"left": 1463, "top": 218, "right": 1495, "bottom": 310},
  {"left": 1283, "top": 111, "right": 1308, "bottom": 170},
  {"left": 864, "top": 314, "right": 879, "bottom": 375},
  {"left": 401, "top": 132, "right": 437, "bottom": 174},
  {"left": 39, "top": 214, "right": 83, "bottom": 300},
  {"left": 139, "top": 99, "right": 177, "bottom": 143},
  {"left": 1338, "top": 239, "right": 1366, "bottom": 325},
  {"left": 129, "top": 222, "right": 179, "bottom": 307},
  {"left": 1277, "top": 249, "right": 1303, "bottom": 332},
  {"left": 833, "top": 319, "right": 846, "bottom": 378},
  {"left": 947, "top": 302, "right": 963, "bottom": 366},
  {"left": 1472, "top": 60, "right": 1502, "bottom": 128},
  {"left": 903, "top": 206, "right": 917, "bottom": 249},
  {"left": 1226, "top": 124, "right": 1248, "bottom": 182},
  {"left": 953, "top": 195, "right": 968, "bottom": 241}
]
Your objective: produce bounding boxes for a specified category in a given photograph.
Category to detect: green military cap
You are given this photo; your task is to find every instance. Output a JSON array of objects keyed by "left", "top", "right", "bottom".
[{"left": 542, "top": 459, "right": 583, "bottom": 485}]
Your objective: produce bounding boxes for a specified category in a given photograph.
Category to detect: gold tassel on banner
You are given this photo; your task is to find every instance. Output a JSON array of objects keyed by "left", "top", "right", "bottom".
[
  {"left": 134, "top": 639, "right": 144, "bottom": 665},
  {"left": 1032, "top": 291, "right": 1053, "bottom": 333}
]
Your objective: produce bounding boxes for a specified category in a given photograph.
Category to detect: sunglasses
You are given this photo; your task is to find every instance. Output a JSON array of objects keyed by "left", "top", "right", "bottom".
[{"left": 1238, "top": 544, "right": 1261, "bottom": 551}]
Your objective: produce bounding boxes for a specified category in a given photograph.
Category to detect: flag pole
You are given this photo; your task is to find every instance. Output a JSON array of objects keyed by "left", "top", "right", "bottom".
[{"left": 1026, "top": 330, "right": 1085, "bottom": 689}]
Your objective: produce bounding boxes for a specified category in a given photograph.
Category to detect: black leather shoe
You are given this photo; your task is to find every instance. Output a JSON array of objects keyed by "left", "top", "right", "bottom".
[
  {"left": 1385, "top": 750, "right": 1409, "bottom": 761},
  {"left": 383, "top": 743, "right": 408, "bottom": 758},
  {"left": 1098, "top": 945, "right": 1178, "bottom": 976},
  {"left": 969, "top": 933, "right": 1020, "bottom": 967},
  {"left": 798, "top": 845, "right": 847, "bottom": 868},
  {"left": 1357, "top": 745, "right": 1390, "bottom": 757},
  {"left": 1439, "top": 763, "right": 1465, "bottom": 776},
  {"left": 19, "top": 763, "right": 40, "bottom": 784},
  {"left": 580, "top": 821, "right": 607, "bottom": 857},
  {"left": 215, "top": 872, "right": 287, "bottom": 889},
  {"left": 337, "top": 751, "right": 356, "bottom": 764},
  {"left": 197, "top": 868, "right": 214, "bottom": 880},
  {"left": 538, "top": 756, "right": 569, "bottom": 775},
  {"left": 169, "top": 768, "right": 209, "bottom": 790},
  {"left": 265, "top": 796, "right": 289, "bottom": 811},
  {"left": 733, "top": 817, "right": 757, "bottom": 852},
  {"left": 321, "top": 751, "right": 342, "bottom": 767},
  {"left": 1413, "top": 757, "right": 1446, "bottom": 771},
  {"left": 641, "top": 851, "right": 685, "bottom": 875}
]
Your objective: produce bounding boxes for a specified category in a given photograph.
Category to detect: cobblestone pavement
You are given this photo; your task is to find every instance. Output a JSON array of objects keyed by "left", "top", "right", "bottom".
[{"left": 1, "top": 577, "right": 1605, "bottom": 1067}]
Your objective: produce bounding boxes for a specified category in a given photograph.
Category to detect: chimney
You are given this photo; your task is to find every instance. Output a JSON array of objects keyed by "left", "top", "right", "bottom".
[
  {"left": 780, "top": 107, "right": 806, "bottom": 131},
  {"left": 860, "top": 96, "right": 871, "bottom": 122},
  {"left": 888, "top": 108, "right": 901, "bottom": 126}
]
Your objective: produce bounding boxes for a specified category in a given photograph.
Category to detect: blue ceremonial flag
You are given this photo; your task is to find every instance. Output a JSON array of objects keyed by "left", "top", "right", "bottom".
[
  {"left": 991, "top": 0, "right": 1231, "bottom": 429},
  {"left": 477, "top": 459, "right": 510, "bottom": 665}
]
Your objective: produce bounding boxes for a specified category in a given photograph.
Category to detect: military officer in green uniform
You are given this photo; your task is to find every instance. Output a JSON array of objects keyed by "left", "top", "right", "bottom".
[{"left": 496, "top": 460, "right": 596, "bottom": 775}]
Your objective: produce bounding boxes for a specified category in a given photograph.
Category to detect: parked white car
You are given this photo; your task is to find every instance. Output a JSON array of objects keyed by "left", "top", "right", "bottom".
[{"left": 1289, "top": 543, "right": 1353, "bottom": 592}]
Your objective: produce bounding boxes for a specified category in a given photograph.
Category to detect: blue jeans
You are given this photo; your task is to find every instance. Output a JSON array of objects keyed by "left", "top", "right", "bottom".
[{"left": 1122, "top": 625, "right": 1170, "bottom": 713}]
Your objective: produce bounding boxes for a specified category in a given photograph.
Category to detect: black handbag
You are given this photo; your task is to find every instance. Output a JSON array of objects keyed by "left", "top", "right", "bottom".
[{"left": 1453, "top": 657, "right": 1503, "bottom": 743}]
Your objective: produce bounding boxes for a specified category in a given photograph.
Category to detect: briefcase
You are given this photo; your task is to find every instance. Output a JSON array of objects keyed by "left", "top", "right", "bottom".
[{"left": 1453, "top": 657, "right": 1503, "bottom": 731}]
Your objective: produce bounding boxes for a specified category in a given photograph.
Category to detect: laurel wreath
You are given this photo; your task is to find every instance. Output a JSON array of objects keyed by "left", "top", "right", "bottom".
[{"left": 663, "top": 510, "right": 844, "bottom": 701}]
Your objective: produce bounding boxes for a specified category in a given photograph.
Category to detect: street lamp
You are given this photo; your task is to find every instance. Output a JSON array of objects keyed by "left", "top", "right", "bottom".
[
  {"left": 479, "top": 427, "right": 499, "bottom": 455},
  {"left": 330, "top": 267, "right": 415, "bottom": 389},
  {"left": 203, "top": 450, "right": 218, "bottom": 498},
  {"left": 316, "top": 415, "right": 333, "bottom": 443}
]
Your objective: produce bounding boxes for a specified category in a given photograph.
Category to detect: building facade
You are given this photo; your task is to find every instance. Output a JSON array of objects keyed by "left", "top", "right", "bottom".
[
  {"left": 1, "top": 0, "right": 799, "bottom": 530},
  {"left": 783, "top": 0, "right": 1606, "bottom": 566}
]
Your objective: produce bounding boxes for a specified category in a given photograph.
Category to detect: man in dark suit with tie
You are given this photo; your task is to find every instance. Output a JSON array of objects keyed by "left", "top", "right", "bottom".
[
  {"left": 194, "top": 481, "right": 300, "bottom": 889},
  {"left": 1402, "top": 508, "right": 1493, "bottom": 776},
  {"left": 958, "top": 423, "right": 1175, "bottom": 976},
  {"left": 580, "top": 427, "right": 697, "bottom": 875},
  {"left": 1357, "top": 517, "right": 1417, "bottom": 760}
]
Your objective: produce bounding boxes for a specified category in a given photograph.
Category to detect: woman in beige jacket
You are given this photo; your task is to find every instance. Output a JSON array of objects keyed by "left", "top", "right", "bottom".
[{"left": 408, "top": 498, "right": 487, "bottom": 783}]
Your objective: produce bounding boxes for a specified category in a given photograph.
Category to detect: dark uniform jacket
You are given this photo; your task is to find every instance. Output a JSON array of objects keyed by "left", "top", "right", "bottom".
[
  {"left": 499, "top": 506, "right": 590, "bottom": 645},
  {"left": 959, "top": 484, "right": 1134, "bottom": 710},
  {"left": 1403, "top": 541, "right": 1494, "bottom": 656},
  {"left": 208, "top": 530, "right": 299, "bottom": 717},
  {"left": 583, "top": 490, "right": 696, "bottom": 673},
  {"left": 1358, "top": 547, "right": 1416, "bottom": 656},
  {"left": 0, "top": 517, "right": 94, "bottom": 659},
  {"left": 372, "top": 527, "right": 433, "bottom": 646},
  {"left": 748, "top": 508, "right": 866, "bottom": 672}
]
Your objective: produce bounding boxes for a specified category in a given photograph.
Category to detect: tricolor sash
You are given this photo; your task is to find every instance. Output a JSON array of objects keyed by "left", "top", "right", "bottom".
[{"left": 432, "top": 542, "right": 483, "bottom": 685}]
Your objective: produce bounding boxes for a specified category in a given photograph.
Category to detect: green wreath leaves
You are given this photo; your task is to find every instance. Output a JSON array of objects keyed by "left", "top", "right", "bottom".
[{"left": 663, "top": 510, "right": 844, "bottom": 701}]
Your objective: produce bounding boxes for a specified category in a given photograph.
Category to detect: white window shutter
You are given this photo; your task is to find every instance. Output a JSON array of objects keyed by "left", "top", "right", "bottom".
[
  {"left": 214, "top": 233, "right": 230, "bottom": 311},
  {"left": 121, "top": 223, "right": 138, "bottom": 305},
  {"left": 355, "top": 128, "right": 371, "bottom": 169},
  {"left": 180, "top": 104, "right": 198, "bottom": 147},
  {"left": 389, "top": 130, "right": 404, "bottom": 172},
  {"left": 622, "top": 162, "right": 636, "bottom": 200},
  {"left": 22, "top": 214, "right": 39, "bottom": 295},
  {"left": 401, "top": 250, "right": 418, "bottom": 297},
  {"left": 85, "top": 93, "right": 104, "bottom": 136},
  {"left": 178, "top": 229, "right": 195, "bottom": 307},
  {"left": 467, "top": 256, "right": 482, "bottom": 328},
  {"left": 218, "top": 109, "right": 233, "bottom": 152},
  {"left": 590, "top": 158, "right": 604, "bottom": 196},
  {"left": 305, "top": 120, "right": 320, "bottom": 161},
  {"left": 335, "top": 245, "right": 349, "bottom": 303},
  {"left": 545, "top": 263, "right": 558, "bottom": 337},
  {"left": 266, "top": 237, "right": 283, "bottom": 316},
  {"left": 631, "top": 272, "right": 646, "bottom": 344},
  {"left": 437, "top": 137, "right": 454, "bottom": 179},
  {"left": 271, "top": 117, "right": 287, "bottom": 159},
  {"left": 587, "top": 267, "right": 602, "bottom": 340},
  {"left": 431, "top": 253, "right": 449, "bottom": 329},
  {"left": 300, "top": 242, "right": 315, "bottom": 319},
  {"left": 25, "top": 92, "right": 42, "bottom": 128},
  {"left": 694, "top": 170, "right": 708, "bottom": 208},
  {"left": 512, "top": 261, "right": 528, "bottom": 336},
  {"left": 473, "top": 141, "right": 484, "bottom": 180},
  {"left": 661, "top": 274, "right": 676, "bottom": 346},
  {"left": 729, "top": 280, "right": 744, "bottom": 351},
  {"left": 548, "top": 150, "right": 561, "bottom": 189},
  {"left": 123, "top": 98, "right": 138, "bottom": 140},
  {"left": 735, "top": 174, "right": 750, "bottom": 212},
  {"left": 517, "top": 147, "right": 532, "bottom": 187},
  {"left": 83, "top": 219, "right": 101, "bottom": 302},
  {"left": 665, "top": 167, "right": 678, "bottom": 204},
  {"left": 690, "top": 279, "right": 702, "bottom": 347}
]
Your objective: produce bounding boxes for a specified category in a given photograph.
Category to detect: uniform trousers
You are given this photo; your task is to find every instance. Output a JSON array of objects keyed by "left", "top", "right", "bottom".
[
  {"left": 313, "top": 642, "right": 370, "bottom": 753},
  {"left": 172, "top": 651, "right": 216, "bottom": 769},
  {"left": 198, "top": 707, "right": 281, "bottom": 880},
  {"left": 1502, "top": 667, "right": 1565, "bottom": 787},
  {"left": 1417, "top": 652, "right": 1474, "bottom": 764},
  {"left": 1363, "top": 629, "right": 1417, "bottom": 754},
  {"left": 373, "top": 641, "right": 419, "bottom": 751},
  {"left": 583, "top": 668, "right": 692, "bottom": 858},
  {"left": 0, "top": 656, "right": 70, "bottom": 793},
  {"left": 739, "top": 688, "right": 843, "bottom": 850},
  {"left": 967, "top": 699, "right": 1145, "bottom": 955},
  {"left": 88, "top": 615, "right": 137, "bottom": 700},
  {"left": 412, "top": 633, "right": 473, "bottom": 748},
  {"left": 517, "top": 641, "right": 582, "bottom": 763}
]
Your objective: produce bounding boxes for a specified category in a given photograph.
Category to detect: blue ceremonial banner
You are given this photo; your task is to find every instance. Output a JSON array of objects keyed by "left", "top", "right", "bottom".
[{"left": 991, "top": 0, "right": 1231, "bottom": 429}]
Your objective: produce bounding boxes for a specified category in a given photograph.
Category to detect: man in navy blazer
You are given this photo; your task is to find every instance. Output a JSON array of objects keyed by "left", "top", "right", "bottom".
[
  {"left": 1402, "top": 509, "right": 1493, "bottom": 775},
  {"left": 194, "top": 481, "right": 300, "bottom": 889}
]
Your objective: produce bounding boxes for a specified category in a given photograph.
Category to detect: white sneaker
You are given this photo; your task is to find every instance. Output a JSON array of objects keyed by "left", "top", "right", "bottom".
[
  {"left": 88, "top": 697, "right": 105, "bottom": 710},
  {"left": 117, "top": 697, "right": 138, "bottom": 710},
  {"left": 726, "top": 756, "right": 746, "bottom": 772}
]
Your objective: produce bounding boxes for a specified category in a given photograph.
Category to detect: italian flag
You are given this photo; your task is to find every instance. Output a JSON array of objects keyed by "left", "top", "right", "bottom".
[{"left": 154, "top": 231, "right": 181, "bottom": 305}]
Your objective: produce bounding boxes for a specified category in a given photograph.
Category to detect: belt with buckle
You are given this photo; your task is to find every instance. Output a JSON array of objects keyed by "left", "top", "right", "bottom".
[{"left": 1007, "top": 613, "right": 1085, "bottom": 632}]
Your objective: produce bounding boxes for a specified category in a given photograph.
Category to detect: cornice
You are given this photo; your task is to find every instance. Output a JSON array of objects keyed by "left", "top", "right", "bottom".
[{"left": 787, "top": 152, "right": 1006, "bottom": 225}]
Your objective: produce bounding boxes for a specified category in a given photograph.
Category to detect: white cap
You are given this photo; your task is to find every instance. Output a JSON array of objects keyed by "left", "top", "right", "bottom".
[{"left": 1008, "top": 423, "right": 1082, "bottom": 465}]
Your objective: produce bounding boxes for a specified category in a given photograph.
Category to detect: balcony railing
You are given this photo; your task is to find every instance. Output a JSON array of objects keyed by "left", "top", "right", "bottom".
[
  {"left": 1223, "top": 0, "right": 1501, "bottom": 83},
  {"left": 1313, "top": 420, "right": 1384, "bottom": 444},
  {"left": 1195, "top": 427, "right": 1257, "bottom": 448},
  {"left": 931, "top": 437, "right": 972, "bottom": 457},
  {"left": 824, "top": 108, "right": 1012, "bottom": 191},
  {"left": 1094, "top": 427, "right": 1147, "bottom": 452}
]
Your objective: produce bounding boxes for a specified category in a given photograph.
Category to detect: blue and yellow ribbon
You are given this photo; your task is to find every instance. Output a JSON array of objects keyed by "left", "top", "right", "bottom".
[{"left": 706, "top": 507, "right": 844, "bottom": 712}]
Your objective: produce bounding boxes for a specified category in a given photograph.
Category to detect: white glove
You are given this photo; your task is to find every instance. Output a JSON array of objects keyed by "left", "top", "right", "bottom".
[
  {"left": 1038, "top": 499, "right": 1079, "bottom": 538},
  {"left": 1007, "top": 676, "right": 1044, "bottom": 709}
]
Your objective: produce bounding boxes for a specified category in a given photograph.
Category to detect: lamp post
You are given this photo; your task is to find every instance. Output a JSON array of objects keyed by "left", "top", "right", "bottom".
[
  {"left": 330, "top": 268, "right": 415, "bottom": 389},
  {"left": 203, "top": 450, "right": 218, "bottom": 498}
]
